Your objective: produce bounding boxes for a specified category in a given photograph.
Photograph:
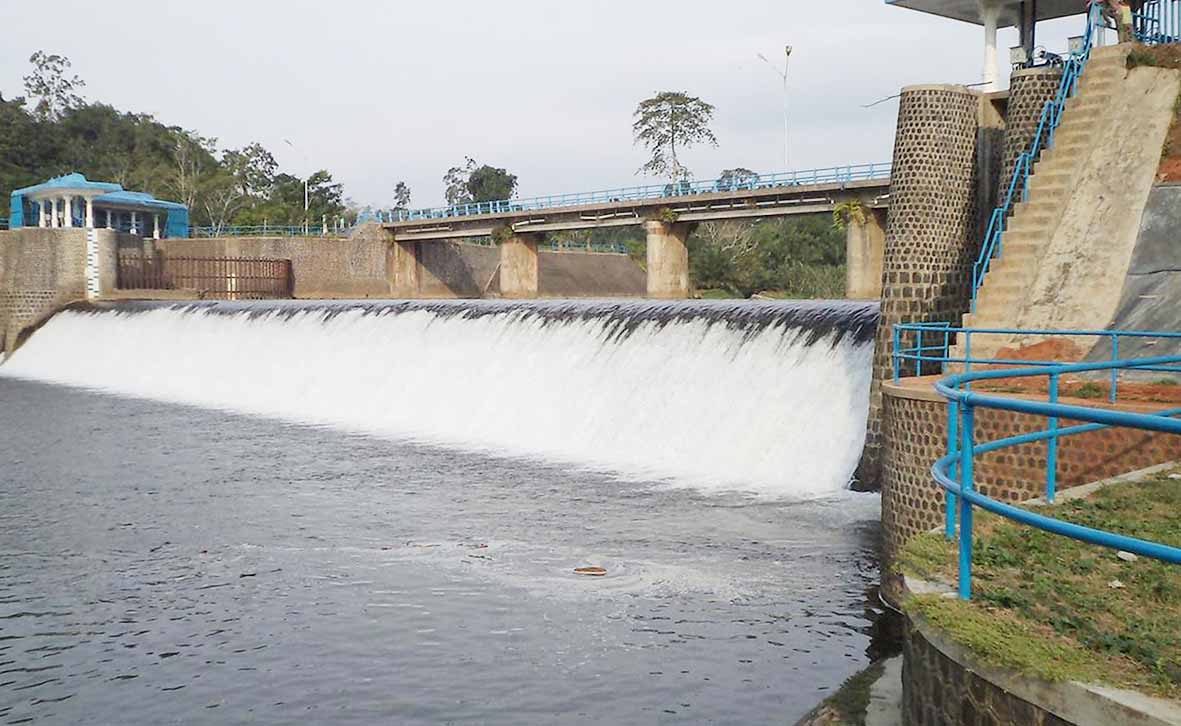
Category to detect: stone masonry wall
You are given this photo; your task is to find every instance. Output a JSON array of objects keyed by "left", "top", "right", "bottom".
[
  {"left": 0, "top": 228, "right": 88, "bottom": 353},
  {"left": 880, "top": 381, "right": 1181, "bottom": 601},
  {"left": 1001, "top": 67, "right": 1064, "bottom": 203},
  {"left": 862, "top": 85, "right": 985, "bottom": 485}
]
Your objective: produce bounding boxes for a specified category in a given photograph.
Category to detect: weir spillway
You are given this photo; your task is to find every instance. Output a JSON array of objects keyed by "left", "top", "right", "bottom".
[{"left": 0, "top": 299, "right": 879, "bottom": 498}]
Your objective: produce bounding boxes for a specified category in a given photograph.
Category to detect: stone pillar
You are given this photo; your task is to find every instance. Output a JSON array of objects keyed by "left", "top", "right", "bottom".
[
  {"left": 861, "top": 84, "right": 983, "bottom": 488},
  {"left": 389, "top": 239, "right": 420, "bottom": 298},
  {"left": 63, "top": 197, "right": 74, "bottom": 228},
  {"left": 845, "top": 208, "right": 887, "bottom": 300},
  {"left": 1001, "top": 67, "right": 1065, "bottom": 201},
  {"left": 643, "top": 220, "right": 693, "bottom": 299},
  {"left": 499, "top": 233, "right": 541, "bottom": 299}
]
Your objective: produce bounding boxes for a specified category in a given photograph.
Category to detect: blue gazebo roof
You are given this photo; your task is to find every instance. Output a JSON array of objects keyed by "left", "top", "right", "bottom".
[
  {"left": 94, "top": 190, "right": 188, "bottom": 212},
  {"left": 14, "top": 173, "right": 122, "bottom": 197}
]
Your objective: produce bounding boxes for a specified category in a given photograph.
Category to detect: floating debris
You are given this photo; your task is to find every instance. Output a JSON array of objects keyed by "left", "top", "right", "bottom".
[{"left": 574, "top": 567, "right": 607, "bottom": 577}]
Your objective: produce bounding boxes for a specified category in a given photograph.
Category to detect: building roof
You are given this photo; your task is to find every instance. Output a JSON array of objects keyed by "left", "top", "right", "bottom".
[
  {"left": 885, "top": 0, "right": 1084, "bottom": 27},
  {"left": 13, "top": 173, "right": 187, "bottom": 211}
]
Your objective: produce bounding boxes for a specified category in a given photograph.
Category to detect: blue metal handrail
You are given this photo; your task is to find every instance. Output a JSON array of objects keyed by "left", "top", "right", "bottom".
[
  {"left": 930, "top": 354, "right": 1181, "bottom": 599},
  {"left": 892, "top": 322, "right": 1181, "bottom": 403},
  {"left": 391, "top": 163, "right": 892, "bottom": 223},
  {"left": 970, "top": 3, "right": 1104, "bottom": 312},
  {"left": 1134, "top": 0, "right": 1181, "bottom": 43}
]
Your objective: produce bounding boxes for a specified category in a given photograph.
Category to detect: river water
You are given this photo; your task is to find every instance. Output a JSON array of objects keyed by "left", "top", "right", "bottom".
[{"left": 0, "top": 300, "right": 888, "bottom": 724}]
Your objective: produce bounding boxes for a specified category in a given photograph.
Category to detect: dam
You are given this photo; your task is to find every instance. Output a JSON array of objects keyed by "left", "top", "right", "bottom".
[{"left": 0, "top": 300, "right": 889, "bottom": 724}]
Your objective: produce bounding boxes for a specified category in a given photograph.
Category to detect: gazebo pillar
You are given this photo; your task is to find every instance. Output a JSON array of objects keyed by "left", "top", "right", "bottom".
[
  {"left": 85, "top": 198, "right": 95, "bottom": 228},
  {"left": 153, "top": 214, "right": 161, "bottom": 240},
  {"left": 130, "top": 211, "right": 139, "bottom": 235},
  {"left": 105, "top": 209, "right": 113, "bottom": 229},
  {"left": 37, "top": 200, "right": 47, "bottom": 228},
  {"left": 63, "top": 196, "right": 74, "bottom": 228},
  {"left": 50, "top": 199, "right": 60, "bottom": 228}
]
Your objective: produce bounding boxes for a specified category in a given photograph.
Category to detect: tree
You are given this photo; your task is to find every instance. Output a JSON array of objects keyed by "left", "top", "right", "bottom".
[
  {"left": 442, "top": 157, "right": 518, "bottom": 205},
  {"left": 466, "top": 164, "right": 517, "bottom": 203},
  {"left": 718, "top": 167, "right": 758, "bottom": 191},
  {"left": 393, "top": 181, "right": 411, "bottom": 211},
  {"left": 23, "top": 52, "right": 86, "bottom": 121},
  {"left": 222, "top": 143, "right": 278, "bottom": 198},
  {"left": 633, "top": 91, "right": 717, "bottom": 181},
  {"left": 443, "top": 157, "right": 477, "bottom": 205},
  {"left": 166, "top": 129, "right": 218, "bottom": 214}
]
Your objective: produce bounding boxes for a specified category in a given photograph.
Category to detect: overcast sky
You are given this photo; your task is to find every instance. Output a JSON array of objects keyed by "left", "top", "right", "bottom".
[{"left": 0, "top": 1, "right": 1088, "bottom": 209}]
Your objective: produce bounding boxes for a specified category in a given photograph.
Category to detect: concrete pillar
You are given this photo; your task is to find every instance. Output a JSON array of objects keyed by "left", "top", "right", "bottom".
[
  {"left": 643, "top": 220, "right": 693, "bottom": 299},
  {"left": 50, "top": 199, "right": 60, "bottom": 228},
  {"left": 63, "top": 196, "right": 74, "bottom": 228},
  {"left": 153, "top": 214, "right": 161, "bottom": 240},
  {"left": 388, "top": 239, "right": 420, "bottom": 298},
  {"left": 130, "top": 212, "right": 139, "bottom": 235},
  {"left": 37, "top": 200, "right": 46, "bottom": 228},
  {"left": 499, "top": 233, "right": 541, "bottom": 299},
  {"left": 845, "top": 207, "right": 887, "bottom": 300},
  {"left": 85, "top": 197, "right": 94, "bottom": 228},
  {"left": 105, "top": 209, "right": 113, "bottom": 229},
  {"left": 981, "top": 1, "right": 1001, "bottom": 91}
]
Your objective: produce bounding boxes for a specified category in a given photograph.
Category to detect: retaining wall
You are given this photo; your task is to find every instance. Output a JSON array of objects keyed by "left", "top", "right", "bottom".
[{"left": 880, "top": 379, "right": 1181, "bottom": 603}]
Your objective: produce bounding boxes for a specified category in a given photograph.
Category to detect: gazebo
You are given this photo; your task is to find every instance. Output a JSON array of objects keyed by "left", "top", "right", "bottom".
[
  {"left": 886, "top": 0, "right": 1087, "bottom": 89},
  {"left": 9, "top": 173, "right": 190, "bottom": 239}
]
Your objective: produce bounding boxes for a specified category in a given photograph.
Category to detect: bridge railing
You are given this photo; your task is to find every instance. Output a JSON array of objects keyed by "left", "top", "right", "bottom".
[
  {"left": 928, "top": 352, "right": 1181, "bottom": 600},
  {"left": 1134, "top": 0, "right": 1181, "bottom": 44},
  {"left": 190, "top": 225, "right": 346, "bottom": 238},
  {"left": 391, "top": 162, "right": 892, "bottom": 223}
]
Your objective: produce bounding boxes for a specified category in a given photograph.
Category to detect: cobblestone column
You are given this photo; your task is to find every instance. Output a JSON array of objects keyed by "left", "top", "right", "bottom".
[
  {"left": 1000, "top": 67, "right": 1064, "bottom": 201},
  {"left": 860, "top": 85, "right": 983, "bottom": 487}
]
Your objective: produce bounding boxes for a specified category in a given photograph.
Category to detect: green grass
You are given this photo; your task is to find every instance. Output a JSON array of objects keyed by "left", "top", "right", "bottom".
[
  {"left": 1071, "top": 381, "right": 1105, "bottom": 399},
  {"left": 899, "top": 474, "right": 1181, "bottom": 698}
]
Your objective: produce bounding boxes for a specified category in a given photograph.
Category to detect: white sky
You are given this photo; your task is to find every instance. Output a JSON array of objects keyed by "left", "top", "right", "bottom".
[{"left": 0, "top": 1, "right": 1089, "bottom": 209}]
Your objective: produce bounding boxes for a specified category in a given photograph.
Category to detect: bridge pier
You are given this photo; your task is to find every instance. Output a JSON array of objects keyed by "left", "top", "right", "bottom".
[
  {"left": 388, "top": 239, "right": 420, "bottom": 297},
  {"left": 499, "top": 233, "right": 541, "bottom": 299},
  {"left": 845, "top": 208, "right": 886, "bottom": 300},
  {"left": 644, "top": 220, "right": 693, "bottom": 299}
]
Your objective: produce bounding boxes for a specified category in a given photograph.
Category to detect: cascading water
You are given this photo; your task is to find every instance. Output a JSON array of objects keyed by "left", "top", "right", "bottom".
[{"left": 0, "top": 299, "right": 878, "bottom": 498}]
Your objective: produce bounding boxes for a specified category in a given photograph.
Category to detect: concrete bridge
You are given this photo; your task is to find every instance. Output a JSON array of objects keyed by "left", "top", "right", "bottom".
[{"left": 382, "top": 164, "right": 892, "bottom": 299}]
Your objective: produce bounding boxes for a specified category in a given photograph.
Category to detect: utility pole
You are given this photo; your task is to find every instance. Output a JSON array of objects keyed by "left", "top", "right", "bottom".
[
  {"left": 758, "top": 45, "right": 793, "bottom": 170},
  {"left": 284, "top": 139, "right": 310, "bottom": 235}
]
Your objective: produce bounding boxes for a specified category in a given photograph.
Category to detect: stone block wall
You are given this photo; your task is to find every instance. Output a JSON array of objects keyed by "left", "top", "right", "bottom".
[
  {"left": 1001, "top": 67, "right": 1064, "bottom": 200},
  {"left": 0, "top": 229, "right": 91, "bottom": 352},
  {"left": 862, "top": 85, "right": 988, "bottom": 484},
  {"left": 880, "top": 380, "right": 1181, "bottom": 601}
]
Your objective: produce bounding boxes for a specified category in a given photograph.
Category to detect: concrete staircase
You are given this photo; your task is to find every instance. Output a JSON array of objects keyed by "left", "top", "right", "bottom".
[{"left": 954, "top": 45, "right": 1131, "bottom": 361}]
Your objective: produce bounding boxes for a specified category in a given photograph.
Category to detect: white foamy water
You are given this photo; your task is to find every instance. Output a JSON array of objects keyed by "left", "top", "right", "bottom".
[{"left": 0, "top": 300, "right": 876, "bottom": 498}]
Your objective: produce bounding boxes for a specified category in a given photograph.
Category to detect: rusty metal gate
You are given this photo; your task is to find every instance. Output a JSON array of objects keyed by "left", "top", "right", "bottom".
[{"left": 117, "top": 254, "right": 292, "bottom": 300}]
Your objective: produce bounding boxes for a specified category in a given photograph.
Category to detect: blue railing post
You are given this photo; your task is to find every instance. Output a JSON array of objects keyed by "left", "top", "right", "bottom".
[
  {"left": 893, "top": 326, "right": 901, "bottom": 383},
  {"left": 1110, "top": 334, "right": 1120, "bottom": 404},
  {"left": 917, "top": 328, "right": 924, "bottom": 377},
  {"left": 958, "top": 402, "right": 976, "bottom": 600},
  {"left": 1047, "top": 372, "right": 1060, "bottom": 503},
  {"left": 946, "top": 400, "right": 959, "bottom": 539}
]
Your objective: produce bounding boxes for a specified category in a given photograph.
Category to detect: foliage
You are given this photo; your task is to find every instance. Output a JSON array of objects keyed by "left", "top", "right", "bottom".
[
  {"left": 632, "top": 91, "right": 718, "bottom": 181},
  {"left": 688, "top": 215, "right": 846, "bottom": 298},
  {"left": 393, "top": 181, "right": 411, "bottom": 211},
  {"left": 717, "top": 167, "right": 758, "bottom": 191},
  {"left": 23, "top": 52, "right": 85, "bottom": 121},
  {"left": 832, "top": 200, "right": 866, "bottom": 231},
  {"left": 443, "top": 157, "right": 518, "bottom": 205},
  {"left": 899, "top": 473, "right": 1181, "bottom": 697},
  {"left": 0, "top": 52, "right": 347, "bottom": 229}
]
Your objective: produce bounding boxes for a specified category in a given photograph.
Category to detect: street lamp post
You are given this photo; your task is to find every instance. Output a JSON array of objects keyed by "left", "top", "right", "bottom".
[
  {"left": 758, "top": 45, "right": 793, "bottom": 171},
  {"left": 284, "top": 138, "right": 310, "bottom": 235}
]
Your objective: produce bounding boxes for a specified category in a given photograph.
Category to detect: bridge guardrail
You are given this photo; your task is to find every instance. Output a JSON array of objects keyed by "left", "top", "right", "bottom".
[{"left": 390, "top": 162, "right": 892, "bottom": 223}]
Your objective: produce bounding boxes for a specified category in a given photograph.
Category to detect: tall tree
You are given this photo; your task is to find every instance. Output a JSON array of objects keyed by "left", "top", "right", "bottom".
[
  {"left": 718, "top": 167, "right": 758, "bottom": 191},
  {"left": 632, "top": 91, "right": 717, "bottom": 181},
  {"left": 466, "top": 164, "right": 517, "bottom": 203},
  {"left": 393, "top": 181, "right": 411, "bottom": 211},
  {"left": 443, "top": 157, "right": 477, "bottom": 205},
  {"left": 23, "top": 52, "right": 86, "bottom": 121}
]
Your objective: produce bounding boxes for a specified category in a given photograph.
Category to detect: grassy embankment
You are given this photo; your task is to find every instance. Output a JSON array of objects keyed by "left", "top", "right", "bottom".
[{"left": 899, "top": 471, "right": 1181, "bottom": 699}]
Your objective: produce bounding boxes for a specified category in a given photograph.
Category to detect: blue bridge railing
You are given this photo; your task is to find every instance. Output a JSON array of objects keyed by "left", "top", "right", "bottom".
[
  {"left": 971, "top": 3, "right": 1102, "bottom": 312},
  {"left": 892, "top": 323, "right": 1181, "bottom": 600},
  {"left": 391, "top": 163, "right": 892, "bottom": 223},
  {"left": 190, "top": 225, "right": 346, "bottom": 238}
]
